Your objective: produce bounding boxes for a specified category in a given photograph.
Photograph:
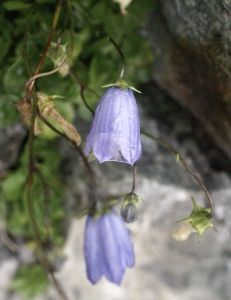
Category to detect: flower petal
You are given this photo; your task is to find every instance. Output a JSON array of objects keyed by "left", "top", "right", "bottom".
[
  {"left": 98, "top": 215, "right": 125, "bottom": 285},
  {"left": 108, "top": 213, "right": 135, "bottom": 268},
  {"left": 84, "top": 216, "right": 103, "bottom": 284}
]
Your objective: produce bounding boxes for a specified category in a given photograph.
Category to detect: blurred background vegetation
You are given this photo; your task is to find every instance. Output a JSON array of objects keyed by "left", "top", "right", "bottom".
[{"left": 0, "top": 0, "right": 155, "bottom": 298}]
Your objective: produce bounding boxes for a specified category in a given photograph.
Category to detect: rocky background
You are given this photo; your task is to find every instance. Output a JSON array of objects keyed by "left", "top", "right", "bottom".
[{"left": 1, "top": 1, "right": 231, "bottom": 300}]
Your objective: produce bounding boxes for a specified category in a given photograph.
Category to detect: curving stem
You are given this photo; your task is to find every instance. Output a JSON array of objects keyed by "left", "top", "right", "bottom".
[
  {"left": 108, "top": 37, "right": 125, "bottom": 78},
  {"left": 141, "top": 129, "right": 214, "bottom": 217}
]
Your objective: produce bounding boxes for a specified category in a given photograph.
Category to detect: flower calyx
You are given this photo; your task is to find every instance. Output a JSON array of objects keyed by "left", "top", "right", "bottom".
[
  {"left": 37, "top": 92, "right": 82, "bottom": 146},
  {"left": 47, "top": 41, "right": 68, "bottom": 67},
  {"left": 177, "top": 197, "right": 215, "bottom": 243},
  {"left": 102, "top": 77, "right": 141, "bottom": 93},
  {"left": 46, "top": 42, "right": 70, "bottom": 76},
  {"left": 78, "top": 198, "right": 119, "bottom": 220}
]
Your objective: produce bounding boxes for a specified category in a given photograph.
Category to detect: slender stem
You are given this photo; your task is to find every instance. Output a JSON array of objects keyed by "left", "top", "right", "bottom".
[
  {"left": 22, "top": 15, "right": 39, "bottom": 242},
  {"left": 26, "top": 0, "right": 63, "bottom": 102},
  {"left": 71, "top": 37, "right": 125, "bottom": 120},
  {"left": 37, "top": 249, "right": 69, "bottom": 300},
  {"left": 22, "top": 2, "right": 70, "bottom": 299},
  {"left": 70, "top": 70, "right": 100, "bottom": 98},
  {"left": 34, "top": 168, "right": 51, "bottom": 237},
  {"left": 131, "top": 163, "right": 137, "bottom": 194},
  {"left": 49, "top": 272, "right": 69, "bottom": 300},
  {"left": 0, "top": 226, "right": 19, "bottom": 253},
  {"left": 22, "top": 14, "right": 32, "bottom": 76},
  {"left": 141, "top": 129, "right": 214, "bottom": 216},
  {"left": 35, "top": 1, "right": 62, "bottom": 75},
  {"left": 80, "top": 86, "right": 95, "bottom": 117},
  {"left": 26, "top": 166, "right": 43, "bottom": 246},
  {"left": 108, "top": 37, "right": 125, "bottom": 78},
  {"left": 76, "top": 147, "right": 100, "bottom": 201},
  {"left": 70, "top": 69, "right": 100, "bottom": 117},
  {"left": 37, "top": 111, "right": 99, "bottom": 200},
  {"left": 22, "top": 5, "right": 51, "bottom": 296}
]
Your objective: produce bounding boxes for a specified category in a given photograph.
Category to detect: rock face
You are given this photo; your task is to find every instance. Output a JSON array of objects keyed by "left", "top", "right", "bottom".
[
  {"left": 0, "top": 123, "right": 27, "bottom": 177},
  {"left": 147, "top": 1, "right": 231, "bottom": 160}
]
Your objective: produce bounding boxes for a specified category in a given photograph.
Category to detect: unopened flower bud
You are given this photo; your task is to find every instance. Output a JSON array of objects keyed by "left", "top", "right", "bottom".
[
  {"left": 121, "top": 202, "right": 138, "bottom": 223},
  {"left": 120, "top": 192, "right": 143, "bottom": 223}
]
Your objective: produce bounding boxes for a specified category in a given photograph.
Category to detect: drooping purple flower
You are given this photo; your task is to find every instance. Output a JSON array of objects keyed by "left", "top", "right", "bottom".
[
  {"left": 84, "top": 211, "right": 135, "bottom": 285},
  {"left": 84, "top": 87, "right": 142, "bottom": 165}
]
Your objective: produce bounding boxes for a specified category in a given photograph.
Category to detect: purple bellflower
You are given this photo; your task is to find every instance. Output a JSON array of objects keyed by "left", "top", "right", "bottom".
[
  {"left": 84, "top": 83, "right": 142, "bottom": 165},
  {"left": 84, "top": 211, "right": 135, "bottom": 285}
]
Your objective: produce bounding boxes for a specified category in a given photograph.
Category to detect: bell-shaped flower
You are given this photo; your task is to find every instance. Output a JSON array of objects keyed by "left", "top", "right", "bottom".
[
  {"left": 84, "top": 211, "right": 135, "bottom": 285},
  {"left": 84, "top": 82, "right": 142, "bottom": 165}
]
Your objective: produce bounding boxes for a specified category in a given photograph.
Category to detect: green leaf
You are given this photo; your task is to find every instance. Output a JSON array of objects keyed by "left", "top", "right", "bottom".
[
  {"left": 11, "top": 264, "right": 49, "bottom": 298},
  {"left": 3, "top": 1, "right": 31, "bottom": 10},
  {"left": 2, "top": 169, "right": 27, "bottom": 201}
]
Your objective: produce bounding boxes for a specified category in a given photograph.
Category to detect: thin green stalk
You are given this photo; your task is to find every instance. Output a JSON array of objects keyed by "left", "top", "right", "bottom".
[
  {"left": 22, "top": 2, "right": 70, "bottom": 299},
  {"left": 131, "top": 163, "right": 137, "bottom": 194},
  {"left": 109, "top": 37, "right": 125, "bottom": 78},
  {"left": 34, "top": 169, "right": 52, "bottom": 238},
  {"left": 141, "top": 129, "right": 214, "bottom": 216},
  {"left": 37, "top": 111, "right": 99, "bottom": 201},
  {"left": 22, "top": 7, "right": 45, "bottom": 271},
  {"left": 26, "top": 0, "right": 64, "bottom": 101},
  {"left": 70, "top": 69, "right": 100, "bottom": 117}
]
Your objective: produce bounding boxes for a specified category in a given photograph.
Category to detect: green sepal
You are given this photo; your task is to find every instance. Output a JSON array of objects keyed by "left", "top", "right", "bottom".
[
  {"left": 122, "top": 192, "right": 143, "bottom": 206},
  {"left": 77, "top": 198, "right": 119, "bottom": 220},
  {"left": 178, "top": 197, "right": 214, "bottom": 243},
  {"left": 50, "top": 95, "right": 65, "bottom": 99},
  {"left": 102, "top": 77, "right": 141, "bottom": 93},
  {"left": 36, "top": 92, "right": 64, "bottom": 112},
  {"left": 46, "top": 42, "right": 68, "bottom": 67}
]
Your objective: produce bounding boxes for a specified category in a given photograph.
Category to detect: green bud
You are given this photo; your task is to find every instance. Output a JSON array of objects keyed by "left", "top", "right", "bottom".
[
  {"left": 178, "top": 197, "right": 215, "bottom": 243},
  {"left": 121, "top": 202, "right": 138, "bottom": 223},
  {"left": 120, "top": 192, "right": 143, "bottom": 223}
]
